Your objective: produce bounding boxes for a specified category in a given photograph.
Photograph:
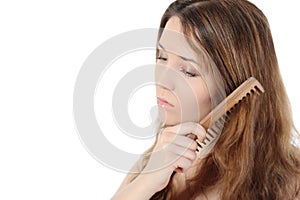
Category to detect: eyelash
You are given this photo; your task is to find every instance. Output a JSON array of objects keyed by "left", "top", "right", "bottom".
[
  {"left": 156, "top": 53, "right": 198, "bottom": 78},
  {"left": 180, "top": 68, "right": 197, "bottom": 77},
  {"left": 156, "top": 56, "right": 167, "bottom": 61}
]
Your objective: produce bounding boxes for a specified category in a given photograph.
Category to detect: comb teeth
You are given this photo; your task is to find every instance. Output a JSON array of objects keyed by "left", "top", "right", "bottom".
[
  {"left": 197, "top": 116, "right": 225, "bottom": 150},
  {"left": 197, "top": 77, "right": 264, "bottom": 150}
]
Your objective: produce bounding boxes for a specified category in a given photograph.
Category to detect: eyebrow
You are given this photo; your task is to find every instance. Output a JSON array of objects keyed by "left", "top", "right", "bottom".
[{"left": 157, "top": 43, "right": 199, "bottom": 65}]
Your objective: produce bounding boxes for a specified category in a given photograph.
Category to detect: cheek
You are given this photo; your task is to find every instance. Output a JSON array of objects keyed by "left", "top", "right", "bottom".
[
  {"left": 189, "top": 79, "right": 211, "bottom": 118},
  {"left": 194, "top": 81, "right": 211, "bottom": 117},
  {"left": 174, "top": 77, "right": 211, "bottom": 122}
]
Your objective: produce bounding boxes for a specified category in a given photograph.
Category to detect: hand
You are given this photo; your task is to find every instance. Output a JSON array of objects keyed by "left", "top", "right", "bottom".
[{"left": 141, "top": 122, "right": 207, "bottom": 193}]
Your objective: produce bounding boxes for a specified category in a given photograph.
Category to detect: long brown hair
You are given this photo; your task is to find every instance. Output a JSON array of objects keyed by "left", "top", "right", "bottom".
[
  {"left": 137, "top": 0, "right": 300, "bottom": 199},
  {"left": 152, "top": 0, "right": 300, "bottom": 200}
]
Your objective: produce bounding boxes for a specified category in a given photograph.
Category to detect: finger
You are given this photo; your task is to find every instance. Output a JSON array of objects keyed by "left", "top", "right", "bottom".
[
  {"left": 174, "top": 157, "right": 193, "bottom": 170},
  {"left": 174, "top": 167, "right": 183, "bottom": 173},
  {"left": 159, "top": 132, "right": 198, "bottom": 151},
  {"left": 171, "top": 135, "right": 198, "bottom": 151},
  {"left": 164, "top": 122, "right": 206, "bottom": 141},
  {"left": 185, "top": 133, "right": 197, "bottom": 140},
  {"left": 158, "top": 131, "right": 176, "bottom": 145},
  {"left": 167, "top": 143, "right": 197, "bottom": 161}
]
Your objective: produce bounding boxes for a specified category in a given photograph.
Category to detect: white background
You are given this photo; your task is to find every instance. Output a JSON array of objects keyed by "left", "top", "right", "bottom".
[{"left": 0, "top": 1, "right": 299, "bottom": 199}]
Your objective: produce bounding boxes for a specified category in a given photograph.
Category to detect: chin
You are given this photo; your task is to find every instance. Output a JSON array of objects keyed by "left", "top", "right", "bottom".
[{"left": 159, "top": 117, "right": 179, "bottom": 127}]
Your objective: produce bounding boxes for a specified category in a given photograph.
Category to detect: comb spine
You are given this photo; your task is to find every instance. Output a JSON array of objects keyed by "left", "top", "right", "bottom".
[{"left": 199, "top": 77, "right": 260, "bottom": 130}]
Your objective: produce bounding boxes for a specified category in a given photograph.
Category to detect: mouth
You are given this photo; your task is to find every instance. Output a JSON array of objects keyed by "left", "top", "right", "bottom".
[{"left": 157, "top": 97, "right": 175, "bottom": 108}]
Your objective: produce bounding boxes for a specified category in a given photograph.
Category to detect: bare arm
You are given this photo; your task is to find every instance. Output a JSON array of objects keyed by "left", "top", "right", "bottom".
[
  {"left": 112, "top": 174, "right": 158, "bottom": 200},
  {"left": 114, "top": 155, "right": 146, "bottom": 194},
  {"left": 112, "top": 122, "right": 206, "bottom": 200}
]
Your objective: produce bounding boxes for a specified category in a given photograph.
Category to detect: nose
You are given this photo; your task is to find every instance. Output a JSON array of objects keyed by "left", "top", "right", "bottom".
[{"left": 155, "top": 64, "right": 175, "bottom": 91}]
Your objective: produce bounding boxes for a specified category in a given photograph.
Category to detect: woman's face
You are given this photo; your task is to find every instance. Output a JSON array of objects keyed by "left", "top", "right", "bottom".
[{"left": 156, "top": 17, "right": 212, "bottom": 126}]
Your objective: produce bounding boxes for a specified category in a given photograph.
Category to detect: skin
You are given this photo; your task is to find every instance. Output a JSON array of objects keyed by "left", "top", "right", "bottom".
[
  {"left": 112, "top": 17, "right": 218, "bottom": 200},
  {"left": 156, "top": 16, "right": 212, "bottom": 126}
]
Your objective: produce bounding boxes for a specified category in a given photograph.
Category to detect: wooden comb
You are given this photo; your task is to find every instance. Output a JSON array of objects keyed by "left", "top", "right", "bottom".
[{"left": 197, "top": 77, "right": 265, "bottom": 149}]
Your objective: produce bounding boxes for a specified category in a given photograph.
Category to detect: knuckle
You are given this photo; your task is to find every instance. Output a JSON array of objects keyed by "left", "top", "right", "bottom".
[
  {"left": 160, "top": 131, "right": 173, "bottom": 143},
  {"left": 196, "top": 124, "right": 206, "bottom": 134},
  {"left": 195, "top": 125, "right": 207, "bottom": 138},
  {"left": 189, "top": 141, "right": 198, "bottom": 150},
  {"left": 185, "top": 150, "right": 196, "bottom": 160},
  {"left": 190, "top": 151, "right": 197, "bottom": 160},
  {"left": 180, "top": 158, "right": 192, "bottom": 168}
]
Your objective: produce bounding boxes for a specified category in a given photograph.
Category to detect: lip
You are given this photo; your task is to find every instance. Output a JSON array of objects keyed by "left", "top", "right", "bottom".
[{"left": 157, "top": 97, "right": 175, "bottom": 108}]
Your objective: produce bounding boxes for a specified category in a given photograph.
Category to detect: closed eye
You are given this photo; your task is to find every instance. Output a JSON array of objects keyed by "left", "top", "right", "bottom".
[
  {"left": 156, "top": 56, "right": 167, "bottom": 61},
  {"left": 180, "top": 68, "right": 199, "bottom": 77},
  {"left": 156, "top": 49, "right": 168, "bottom": 62}
]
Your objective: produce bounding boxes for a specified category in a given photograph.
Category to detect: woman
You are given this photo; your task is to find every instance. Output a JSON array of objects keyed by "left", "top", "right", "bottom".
[{"left": 112, "top": 0, "right": 300, "bottom": 199}]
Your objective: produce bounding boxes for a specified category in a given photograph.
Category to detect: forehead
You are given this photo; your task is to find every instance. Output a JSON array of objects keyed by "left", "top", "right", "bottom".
[
  {"left": 158, "top": 17, "right": 199, "bottom": 62},
  {"left": 158, "top": 17, "right": 221, "bottom": 77}
]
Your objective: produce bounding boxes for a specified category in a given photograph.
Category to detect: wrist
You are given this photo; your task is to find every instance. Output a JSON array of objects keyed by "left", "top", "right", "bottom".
[
  {"left": 133, "top": 173, "right": 158, "bottom": 198},
  {"left": 112, "top": 174, "right": 157, "bottom": 200}
]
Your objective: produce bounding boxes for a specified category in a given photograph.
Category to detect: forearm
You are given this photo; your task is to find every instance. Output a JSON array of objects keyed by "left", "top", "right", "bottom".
[{"left": 112, "top": 175, "right": 157, "bottom": 200}]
